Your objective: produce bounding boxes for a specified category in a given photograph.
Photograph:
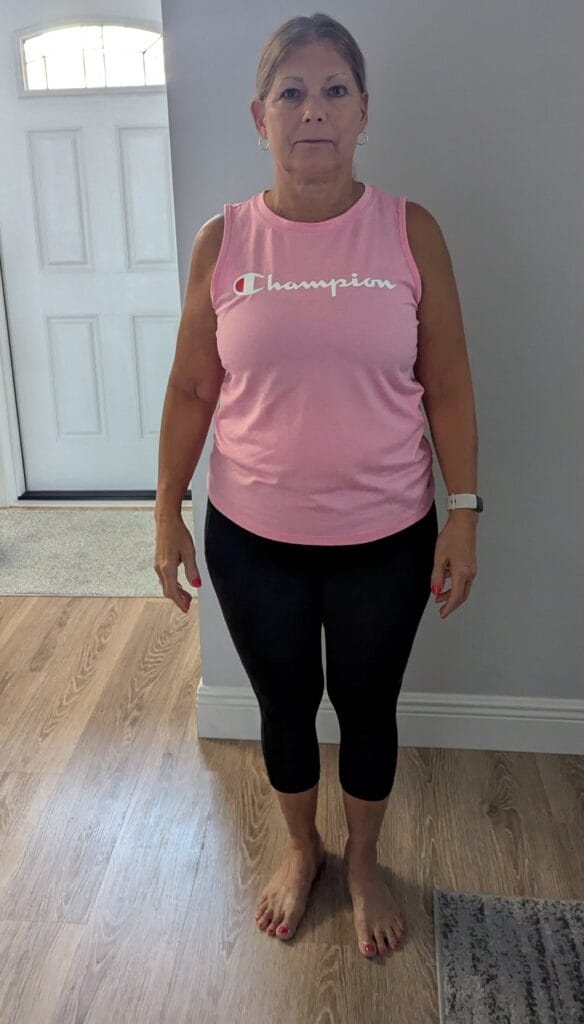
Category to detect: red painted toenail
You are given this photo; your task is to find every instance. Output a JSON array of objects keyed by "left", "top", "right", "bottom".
[
  {"left": 364, "top": 943, "right": 376, "bottom": 953},
  {"left": 277, "top": 926, "right": 288, "bottom": 934}
]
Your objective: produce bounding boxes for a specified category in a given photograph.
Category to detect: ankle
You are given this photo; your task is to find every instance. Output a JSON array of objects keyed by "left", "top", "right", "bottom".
[
  {"left": 344, "top": 838, "right": 378, "bottom": 860},
  {"left": 287, "top": 830, "right": 321, "bottom": 852}
]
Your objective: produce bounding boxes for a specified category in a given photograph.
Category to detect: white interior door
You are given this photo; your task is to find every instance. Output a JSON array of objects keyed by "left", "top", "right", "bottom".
[{"left": 0, "top": 9, "right": 182, "bottom": 493}]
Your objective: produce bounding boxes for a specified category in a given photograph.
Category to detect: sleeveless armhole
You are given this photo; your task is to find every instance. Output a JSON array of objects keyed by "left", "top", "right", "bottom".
[
  {"left": 397, "top": 195, "right": 423, "bottom": 308},
  {"left": 209, "top": 203, "right": 232, "bottom": 313}
]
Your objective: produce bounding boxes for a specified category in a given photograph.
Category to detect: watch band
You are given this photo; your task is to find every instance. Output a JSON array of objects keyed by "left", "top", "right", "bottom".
[{"left": 446, "top": 492, "right": 483, "bottom": 512}]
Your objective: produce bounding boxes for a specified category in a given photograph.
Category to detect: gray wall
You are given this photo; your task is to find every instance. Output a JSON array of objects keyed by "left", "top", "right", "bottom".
[{"left": 160, "top": 0, "right": 584, "bottom": 709}]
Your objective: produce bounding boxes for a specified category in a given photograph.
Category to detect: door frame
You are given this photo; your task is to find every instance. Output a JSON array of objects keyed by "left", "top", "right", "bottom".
[{"left": 0, "top": 255, "right": 25, "bottom": 507}]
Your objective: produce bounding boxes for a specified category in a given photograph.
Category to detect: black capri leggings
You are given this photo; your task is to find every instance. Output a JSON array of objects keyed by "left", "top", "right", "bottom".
[{"left": 204, "top": 497, "right": 438, "bottom": 802}]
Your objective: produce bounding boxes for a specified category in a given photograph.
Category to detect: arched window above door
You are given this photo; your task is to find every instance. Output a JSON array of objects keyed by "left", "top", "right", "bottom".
[{"left": 21, "top": 23, "right": 165, "bottom": 91}]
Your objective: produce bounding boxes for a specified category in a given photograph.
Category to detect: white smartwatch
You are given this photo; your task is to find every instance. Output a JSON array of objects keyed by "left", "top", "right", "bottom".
[{"left": 445, "top": 493, "right": 483, "bottom": 512}]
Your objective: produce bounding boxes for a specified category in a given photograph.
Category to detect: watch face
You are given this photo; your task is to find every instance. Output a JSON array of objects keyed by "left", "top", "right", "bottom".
[{"left": 477, "top": 496, "right": 483, "bottom": 512}]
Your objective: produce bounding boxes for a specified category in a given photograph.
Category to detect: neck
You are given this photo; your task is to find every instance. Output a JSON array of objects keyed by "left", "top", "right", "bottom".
[{"left": 264, "top": 179, "right": 364, "bottom": 223}]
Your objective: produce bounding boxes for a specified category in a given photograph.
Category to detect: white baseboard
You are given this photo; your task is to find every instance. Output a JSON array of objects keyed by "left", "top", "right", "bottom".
[{"left": 196, "top": 680, "right": 584, "bottom": 755}]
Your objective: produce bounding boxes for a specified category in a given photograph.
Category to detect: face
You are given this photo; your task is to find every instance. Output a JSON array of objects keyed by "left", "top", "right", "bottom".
[{"left": 251, "top": 41, "right": 368, "bottom": 181}]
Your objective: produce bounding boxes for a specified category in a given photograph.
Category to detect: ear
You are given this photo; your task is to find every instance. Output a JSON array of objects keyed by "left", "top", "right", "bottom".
[
  {"left": 250, "top": 98, "right": 265, "bottom": 135},
  {"left": 360, "top": 91, "right": 369, "bottom": 125}
]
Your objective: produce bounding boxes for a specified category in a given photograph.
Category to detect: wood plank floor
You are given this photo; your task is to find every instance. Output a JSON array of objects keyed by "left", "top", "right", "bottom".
[{"left": 0, "top": 595, "right": 582, "bottom": 1024}]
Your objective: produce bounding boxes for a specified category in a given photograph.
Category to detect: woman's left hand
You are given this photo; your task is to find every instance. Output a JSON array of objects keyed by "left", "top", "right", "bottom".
[{"left": 430, "top": 518, "right": 478, "bottom": 619}]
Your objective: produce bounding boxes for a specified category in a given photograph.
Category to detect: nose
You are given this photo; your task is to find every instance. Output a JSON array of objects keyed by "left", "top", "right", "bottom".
[{"left": 301, "top": 98, "right": 327, "bottom": 121}]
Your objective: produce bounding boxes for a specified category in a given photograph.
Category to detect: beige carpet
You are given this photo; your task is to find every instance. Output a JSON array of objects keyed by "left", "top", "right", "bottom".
[{"left": 0, "top": 507, "right": 198, "bottom": 597}]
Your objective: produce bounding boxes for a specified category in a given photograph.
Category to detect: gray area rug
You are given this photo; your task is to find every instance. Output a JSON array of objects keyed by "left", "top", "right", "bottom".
[
  {"left": 434, "top": 889, "right": 584, "bottom": 1022},
  {"left": 0, "top": 507, "right": 198, "bottom": 597}
]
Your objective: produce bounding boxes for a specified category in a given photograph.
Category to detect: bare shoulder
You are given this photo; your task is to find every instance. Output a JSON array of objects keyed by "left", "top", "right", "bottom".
[
  {"left": 405, "top": 200, "right": 452, "bottom": 276},
  {"left": 197, "top": 212, "right": 225, "bottom": 275}
]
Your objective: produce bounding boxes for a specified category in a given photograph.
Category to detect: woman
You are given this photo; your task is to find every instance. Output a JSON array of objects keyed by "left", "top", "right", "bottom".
[{"left": 154, "top": 13, "right": 481, "bottom": 961}]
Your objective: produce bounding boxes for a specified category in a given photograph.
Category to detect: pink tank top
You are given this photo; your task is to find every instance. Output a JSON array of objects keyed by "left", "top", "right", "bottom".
[{"left": 207, "top": 181, "right": 435, "bottom": 545}]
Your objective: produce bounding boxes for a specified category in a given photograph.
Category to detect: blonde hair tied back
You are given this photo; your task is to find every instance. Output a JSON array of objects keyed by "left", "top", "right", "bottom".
[{"left": 255, "top": 12, "right": 367, "bottom": 105}]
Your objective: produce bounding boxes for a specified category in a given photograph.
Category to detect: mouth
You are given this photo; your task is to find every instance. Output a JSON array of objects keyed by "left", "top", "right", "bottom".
[{"left": 299, "top": 139, "right": 331, "bottom": 144}]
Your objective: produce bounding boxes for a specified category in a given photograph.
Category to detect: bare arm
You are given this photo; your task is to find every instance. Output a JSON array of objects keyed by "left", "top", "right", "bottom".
[{"left": 154, "top": 215, "right": 225, "bottom": 520}]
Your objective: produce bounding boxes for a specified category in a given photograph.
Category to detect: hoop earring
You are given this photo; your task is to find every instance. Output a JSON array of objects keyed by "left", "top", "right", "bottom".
[
  {"left": 357, "top": 131, "right": 368, "bottom": 146},
  {"left": 257, "top": 136, "right": 270, "bottom": 150}
]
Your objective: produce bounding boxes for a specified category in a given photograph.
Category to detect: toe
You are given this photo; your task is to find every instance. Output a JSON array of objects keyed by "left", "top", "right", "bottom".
[
  {"left": 358, "top": 933, "right": 378, "bottom": 957},
  {"left": 374, "top": 929, "right": 391, "bottom": 957},
  {"left": 355, "top": 913, "right": 378, "bottom": 957},
  {"left": 256, "top": 911, "right": 270, "bottom": 930}
]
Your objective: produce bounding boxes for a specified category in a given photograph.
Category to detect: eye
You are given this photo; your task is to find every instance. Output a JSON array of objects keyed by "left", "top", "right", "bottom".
[{"left": 280, "top": 85, "right": 348, "bottom": 99}]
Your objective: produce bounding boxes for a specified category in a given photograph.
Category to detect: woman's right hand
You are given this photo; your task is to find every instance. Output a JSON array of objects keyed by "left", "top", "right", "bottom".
[{"left": 154, "top": 515, "right": 202, "bottom": 614}]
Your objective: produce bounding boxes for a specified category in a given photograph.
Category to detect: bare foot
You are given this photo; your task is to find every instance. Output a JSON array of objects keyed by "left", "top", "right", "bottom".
[
  {"left": 255, "top": 834, "right": 326, "bottom": 941},
  {"left": 343, "top": 842, "right": 406, "bottom": 958}
]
